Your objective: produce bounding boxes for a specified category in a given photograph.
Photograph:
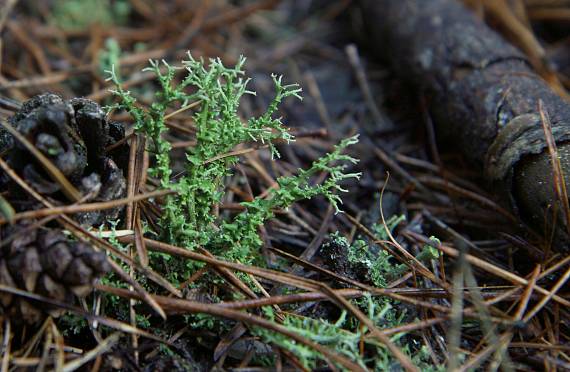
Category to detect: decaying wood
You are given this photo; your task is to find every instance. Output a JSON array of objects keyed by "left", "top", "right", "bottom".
[{"left": 360, "top": 0, "right": 570, "bottom": 248}]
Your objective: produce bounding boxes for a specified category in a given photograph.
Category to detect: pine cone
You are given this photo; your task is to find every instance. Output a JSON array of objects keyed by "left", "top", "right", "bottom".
[
  {"left": 1, "top": 93, "right": 129, "bottom": 226},
  {"left": 0, "top": 225, "right": 110, "bottom": 324}
]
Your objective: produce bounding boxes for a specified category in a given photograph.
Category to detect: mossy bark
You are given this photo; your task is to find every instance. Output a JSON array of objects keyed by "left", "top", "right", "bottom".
[{"left": 360, "top": 0, "right": 570, "bottom": 248}]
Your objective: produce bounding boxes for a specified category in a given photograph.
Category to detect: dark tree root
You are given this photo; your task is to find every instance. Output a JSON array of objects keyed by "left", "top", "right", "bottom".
[{"left": 359, "top": 0, "right": 570, "bottom": 250}]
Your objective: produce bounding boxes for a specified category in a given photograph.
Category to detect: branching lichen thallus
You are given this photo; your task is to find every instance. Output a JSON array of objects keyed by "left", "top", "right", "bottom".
[{"left": 107, "top": 53, "right": 360, "bottom": 266}]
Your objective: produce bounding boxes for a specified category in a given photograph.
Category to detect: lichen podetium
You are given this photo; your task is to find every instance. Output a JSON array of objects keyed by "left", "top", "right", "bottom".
[{"left": 107, "top": 53, "right": 360, "bottom": 269}]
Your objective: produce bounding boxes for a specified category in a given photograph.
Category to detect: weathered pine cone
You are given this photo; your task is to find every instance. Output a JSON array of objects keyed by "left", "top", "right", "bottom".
[
  {"left": 1, "top": 93, "right": 129, "bottom": 226},
  {"left": 0, "top": 225, "right": 110, "bottom": 324}
]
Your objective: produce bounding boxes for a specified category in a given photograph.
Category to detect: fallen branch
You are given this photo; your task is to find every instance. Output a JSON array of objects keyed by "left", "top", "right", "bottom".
[{"left": 360, "top": 0, "right": 570, "bottom": 248}]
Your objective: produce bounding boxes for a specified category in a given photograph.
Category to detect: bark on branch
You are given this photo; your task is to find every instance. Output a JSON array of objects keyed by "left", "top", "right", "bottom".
[{"left": 360, "top": 0, "right": 570, "bottom": 248}]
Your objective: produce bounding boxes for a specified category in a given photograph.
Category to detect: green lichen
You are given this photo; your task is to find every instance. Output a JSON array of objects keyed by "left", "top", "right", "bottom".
[
  {"left": 254, "top": 295, "right": 443, "bottom": 371},
  {"left": 98, "top": 38, "right": 122, "bottom": 79},
  {"left": 108, "top": 54, "right": 360, "bottom": 267},
  {"left": 52, "top": 0, "right": 130, "bottom": 31}
]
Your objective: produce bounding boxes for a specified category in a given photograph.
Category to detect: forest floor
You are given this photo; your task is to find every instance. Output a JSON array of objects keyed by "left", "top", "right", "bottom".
[{"left": 0, "top": 0, "right": 568, "bottom": 371}]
